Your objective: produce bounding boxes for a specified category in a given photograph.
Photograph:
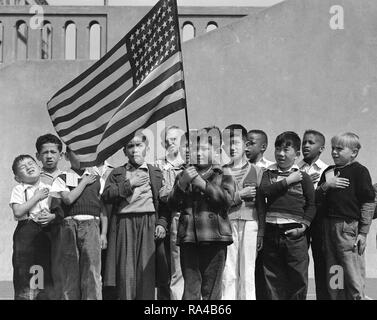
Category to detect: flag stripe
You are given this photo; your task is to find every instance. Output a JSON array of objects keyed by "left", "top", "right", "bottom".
[
  {"left": 77, "top": 93, "right": 185, "bottom": 165},
  {"left": 80, "top": 100, "right": 185, "bottom": 167},
  {"left": 52, "top": 68, "right": 133, "bottom": 127},
  {"left": 49, "top": 36, "right": 128, "bottom": 101},
  {"left": 72, "top": 85, "right": 184, "bottom": 155},
  {"left": 57, "top": 90, "right": 130, "bottom": 140},
  {"left": 57, "top": 55, "right": 181, "bottom": 139},
  {"left": 49, "top": 56, "right": 130, "bottom": 117}
]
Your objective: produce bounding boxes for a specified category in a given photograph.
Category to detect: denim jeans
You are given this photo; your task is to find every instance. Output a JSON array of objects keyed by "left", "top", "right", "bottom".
[
  {"left": 58, "top": 218, "right": 102, "bottom": 300},
  {"left": 323, "top": 217, "right": 365, "bottom": 300},
  {"left": 263, "top": 223, "right": 309, "bottom": 300}
]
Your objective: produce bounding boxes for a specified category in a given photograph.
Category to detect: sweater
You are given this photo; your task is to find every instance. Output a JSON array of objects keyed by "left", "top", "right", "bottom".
[
  {"left": 316, "top": 162, "right": 375, "bottom": 230},
  {"left": 260, "top": 168, "right": 316, "bottom": 226}
]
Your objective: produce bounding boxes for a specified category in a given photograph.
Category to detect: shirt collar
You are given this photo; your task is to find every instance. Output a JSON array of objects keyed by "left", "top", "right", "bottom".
[
  {"left": 268, "top": 163, "right": 300, "bottom": 173},
  {"left": 41, "top": 169, "right": 62, "bottom": 179},
  {"left": 125, "top": 161, "right": 149, "bottom": 171},
  {"left": 20, "top": 179, "right": 43, "bottom": 191},
  {"left": 298, "top": 158, "right": 328, "bottom": 170}
]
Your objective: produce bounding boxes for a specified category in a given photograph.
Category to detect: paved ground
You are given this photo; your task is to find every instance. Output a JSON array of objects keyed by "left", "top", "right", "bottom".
[{"left": 1, "top": 279, "right": 377, "bottom": 300}]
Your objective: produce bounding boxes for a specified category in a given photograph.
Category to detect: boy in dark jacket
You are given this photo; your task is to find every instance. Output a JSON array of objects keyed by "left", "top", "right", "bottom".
[
  {"left": 168, "top": 126, "right": 234, "bottom": 300},
  {"left": 259, "top": 131, "right": 315, "bottom": 300}
]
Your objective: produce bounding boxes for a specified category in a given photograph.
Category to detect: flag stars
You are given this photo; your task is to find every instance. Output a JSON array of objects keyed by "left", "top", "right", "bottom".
[
  {"left": 168, "top": 16, "right": 173, "bottom": 23},
  {"left": 167, "top": 6, "right": 172, "bottom": 13},
  {"left": 136, "top": 39, "right": 141, "bottom": 46},
  {"left": 135, "top": 28, "right": 140, "bottom": 36},
  {"left": 164, "top": 31, "right": 169, "bottom": 38},
  {"left": 162, "top": 21, "right": 167, "bottom": 28},
  {"left": 142, "top": 34, "right": 146, "bottom": 41}
]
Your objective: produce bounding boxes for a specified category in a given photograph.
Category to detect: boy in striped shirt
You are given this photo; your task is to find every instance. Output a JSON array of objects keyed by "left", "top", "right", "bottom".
[{"left": 221, "top": 124, "right": 264, "bottom": 300}]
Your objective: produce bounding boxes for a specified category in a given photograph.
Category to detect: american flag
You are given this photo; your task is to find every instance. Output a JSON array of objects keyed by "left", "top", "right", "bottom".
[{"left": 47, "top": 0, "right": 186, "bottom": 167}]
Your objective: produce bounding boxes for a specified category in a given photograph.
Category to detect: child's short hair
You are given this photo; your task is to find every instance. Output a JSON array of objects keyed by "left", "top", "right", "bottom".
[
  {"left": 331, "top": 132, "right": 361, "bottom": 150},
  {"left": 12, "top": 154, "right": 37, "bottom": 175},
  {"left": 123, "top": 130, "right": 149, "bottom": 148},
  {"left": 248, "top": 129, "right": 268, "bottom": 145},
  {"left": 198, "top": 126, "right": 222, "bottom": 150},
  {"left": 35, "top": 134, "right": 63, "bottom": 153},
  {"left": 160, "top": 125, "right": 182, "bottom": 142},
  {"left": 223, "top": 124, "right": 248, "bottom": 142},
  {"left": 275, "top": 131, "right": 301, "bottom": 152},
  {"left": 304, "top": 129, "right": 325, "bottom": 146}
]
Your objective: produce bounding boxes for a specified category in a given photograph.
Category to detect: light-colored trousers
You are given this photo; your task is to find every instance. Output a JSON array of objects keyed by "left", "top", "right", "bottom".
[{"left": 222, "top": 219, "right": 258, "bottom": 300}]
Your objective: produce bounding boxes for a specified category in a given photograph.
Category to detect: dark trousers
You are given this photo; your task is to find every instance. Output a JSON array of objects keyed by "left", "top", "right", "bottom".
[
  {"left": 307, "top": 216, "right": 329, "bottom": 300},
  {"left": 115, "top": 213, "right": 156, "bottom": 300},
  {"left": 255, "top": 250, "right": 267, "bottom": 300},
  {"left": 263, "top": 223, "right": 309, "bottom": 300},
  {"left": 12, "top": 220, "right": 53, "bottom": 300},
  {"left": 180, "top": 243, "right": 227, "bottom": 300},
  {"left": 58, "top": 218, "right": 102, "bottom": 300}
]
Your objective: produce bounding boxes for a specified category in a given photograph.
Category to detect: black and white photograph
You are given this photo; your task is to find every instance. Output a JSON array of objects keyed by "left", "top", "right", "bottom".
[{"left": 1, "top": 0, "right": 377, "bottom": 306}]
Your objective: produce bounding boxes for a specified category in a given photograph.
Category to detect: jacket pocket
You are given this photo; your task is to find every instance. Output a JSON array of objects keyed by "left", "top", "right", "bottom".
[{"left": 217, "top": 214, "right": 232, "bottom": 237}]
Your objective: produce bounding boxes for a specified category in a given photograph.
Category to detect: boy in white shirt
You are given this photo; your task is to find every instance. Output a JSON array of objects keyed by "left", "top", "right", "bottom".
[{"left": 9, "top": 155, "right": 53, "bottom": 300}]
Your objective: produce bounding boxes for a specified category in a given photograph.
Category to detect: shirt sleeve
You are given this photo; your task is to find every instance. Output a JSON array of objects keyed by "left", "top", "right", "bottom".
[
  {"left": 50, "top": 176, "right": 69, "bottom": 198},
  {"left": 356, "top": 165, "right": 375, "bottom": 204},
  {"left": 9, "top": 185, "right": 25, "bottom": 207}
]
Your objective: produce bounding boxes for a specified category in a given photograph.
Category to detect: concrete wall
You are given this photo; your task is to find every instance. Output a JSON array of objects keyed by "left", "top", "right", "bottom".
[{"left": 1, "top": 0, "right": 377, "bottom": 281}]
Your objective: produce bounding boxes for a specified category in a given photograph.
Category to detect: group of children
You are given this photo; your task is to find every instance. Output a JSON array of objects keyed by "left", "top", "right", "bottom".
[{"left": 8, "top": 126, "right": 376, "bottom": 300}]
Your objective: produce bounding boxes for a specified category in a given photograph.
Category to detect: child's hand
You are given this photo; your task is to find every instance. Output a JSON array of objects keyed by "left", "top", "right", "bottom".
[
  {"left": 179, "top": 166, "right": 198, "bottom": 189},
  {"left": 257, "top": 235, "right": 263, "bottom": 251},
  {"left": 285, "top": 171, "right": 303, "bottom": 185},
  {"left": 100, "top": 234, "right": 108, "bottom": 250},
  {"left": 81, "top": 174, "right": 97, "bottom": 186},
  {"left": 129, "top": 172, "right": 149, "bottom": 188},
  {"left": 154, "top": 225, "right": 166, "bottom": 240},
  {"left": 325, "top": 176, "right": 350, "bottom": 189},
  {"left": 309, "top": 172, "right": 321, "bottom": 184},
  {"left": 34, "top": 188, "right": 49, "bottom": 201},
  {"left": 36, "top": 209, "right": 55, "bottom": 225},
  {"left": 284, "top": 224, "right": 307, "bottom": 239},
  {"left": 239, "top": 186, "right": 256, "bottom": 200},
  {"left": 354, "top": 233, "right": 366, "bottom": 255}
]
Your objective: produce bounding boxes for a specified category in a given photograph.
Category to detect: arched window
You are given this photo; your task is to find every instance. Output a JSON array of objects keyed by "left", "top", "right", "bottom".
[
  {"left": 89, "top": 22, "right": 101, "bottom": 60},
  {"left": 65, "top": 21, "right": 76, "bottom": 60},
  {"left": 206, "top": 21, "right": 218, "bottom": 33},
  {"left": 41, "top": 21, "right": 52, "bottom": 59},
  {"left": 16, "top": 20, "right": 28, "bottom": 60},
  {"left": 182, "top": 22, "right": 195, "bottom": 42}
]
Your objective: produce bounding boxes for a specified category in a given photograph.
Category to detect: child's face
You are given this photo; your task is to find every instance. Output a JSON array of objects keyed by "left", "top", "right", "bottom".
[
  {"left": 223, "top": 136, "right": 245, "bottom": 161},
  {"left": 245, "top": 133, "right": 264, "bottom": 162},
  {"left": 275, "top": 144, "right": 300, "bottom": 170},
  {"left": 164, "top": 128, "right": 182, "bottom": 157},
  {"left": 15, "top": 158, "right": 40, "bottom": 184},
  {"left": 37, "top": 143, "right": 62, "bottom": 172},
  {"left": 196, "top": 142, "right": 217, "bottom": 169},
  {"left": 124, "top": 136, "right": 148, "bottom": 166},
  {"left": 302, "top": 134, "right": 324, "bottom": 162},
  {"left": 331, "top": 143, "right": 357, "bottom": 166}
]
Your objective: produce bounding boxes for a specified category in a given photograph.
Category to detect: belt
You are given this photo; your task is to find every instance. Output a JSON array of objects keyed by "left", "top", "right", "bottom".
[
  {"left": 266, "top": 222, "right": 303, "bottom": 232},
  {"left": 65, "top": 215, "right": 99, "bottom": 221}
]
